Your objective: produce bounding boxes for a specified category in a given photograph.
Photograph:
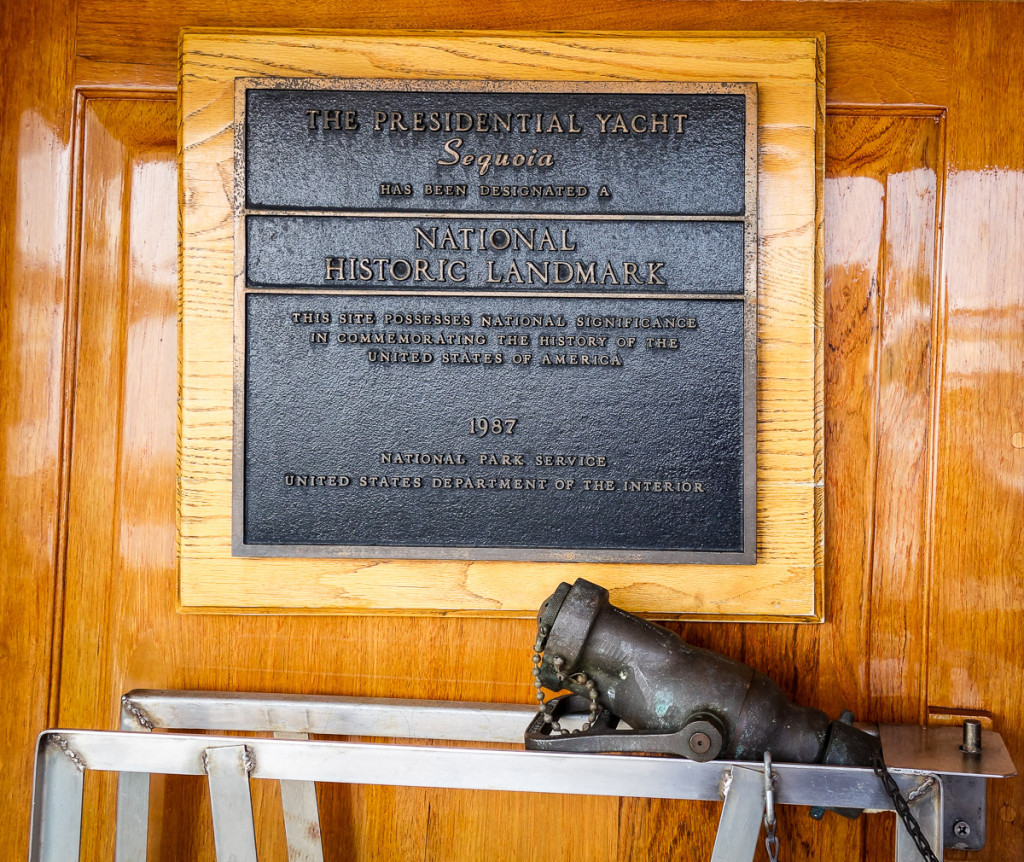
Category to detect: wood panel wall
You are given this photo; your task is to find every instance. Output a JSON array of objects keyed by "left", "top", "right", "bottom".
[{"left": 2, "top": 3, "right": 1022, "bottom": 860}]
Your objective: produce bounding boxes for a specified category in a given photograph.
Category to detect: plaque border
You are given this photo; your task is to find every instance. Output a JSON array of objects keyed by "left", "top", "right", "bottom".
[
  {"left": 178, "top": 31, "right": 825, "bottom": 619},
  {"left": 230, "top": 78, "right": 758, "bottom": 565}
]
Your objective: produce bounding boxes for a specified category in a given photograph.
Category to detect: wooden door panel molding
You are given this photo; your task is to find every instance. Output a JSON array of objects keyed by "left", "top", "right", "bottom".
[
  {"left": 59, "top": 94, "right": 180, "bottom": 855},
  {"left": 0, "top": 0, "right": 77, "bottom": 859},
  {"left": 72, "top": 2, "right": 953, "bottom": 107},
  {"left": 824, "top": 111, "right": 944, "bottom": 722}
]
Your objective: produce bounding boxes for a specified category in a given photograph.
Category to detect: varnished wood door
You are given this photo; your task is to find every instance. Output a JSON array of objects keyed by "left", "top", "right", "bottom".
[{"left": 2, "top": 3, "right": 1022, "bottom": 860}]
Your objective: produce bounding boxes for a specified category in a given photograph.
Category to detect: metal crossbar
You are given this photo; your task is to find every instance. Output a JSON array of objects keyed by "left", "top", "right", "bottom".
[{"left": 25, "top": 690, "right": 1015, "bottom": 862}]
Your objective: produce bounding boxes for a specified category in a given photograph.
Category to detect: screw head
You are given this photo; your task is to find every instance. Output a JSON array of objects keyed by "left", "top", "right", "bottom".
[
  {"left": 689, "top": 731, "right": 712, "bottom": 754},
  {"left": 953, "top": 820, "right": 971, "bottom": 837}
]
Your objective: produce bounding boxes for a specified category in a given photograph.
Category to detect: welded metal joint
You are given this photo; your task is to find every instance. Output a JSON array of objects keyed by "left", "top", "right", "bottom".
[
  {"left": 719, "top": 765, "right": 734, "bottom": 801},
  {"left": 49, "top": 734, "right": 86, "bottom": 773},
  {"left": 203, "top": 744, "right": 255, "bottom": 775},
  {"left": 120, "top": 695, "right": 154, "bottom": 731},
  {"left": 906, "top": 774, "right": 938, "bottom": 804}
]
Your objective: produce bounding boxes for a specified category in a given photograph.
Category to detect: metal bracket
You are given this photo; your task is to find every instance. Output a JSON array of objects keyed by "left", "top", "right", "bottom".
[
  {"left": 710, "top": 765, "right": 766, "bottom": 862},
  {"left": 525, "top": 694, "right": 719, "bottom": 758},
  {"left": 203, "top": 745, "right": 257, "bottom": 862},
  {"left": 878, "top": 721, "right": 1013, "bottom": 855},
  {"left": 894, "top": 772, "right": 944, "bottom": 862},
  {"left": 943, "top": 774, "right": 987, "bottom": 851},
  {"left": 274, "top": 732, "right": 325, "bottom": 862}
]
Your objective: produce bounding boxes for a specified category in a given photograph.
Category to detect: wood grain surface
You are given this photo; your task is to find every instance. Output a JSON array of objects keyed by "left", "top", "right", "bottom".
[
  {"left": 179, "top": 32, "right": 825, "bottom": 618},
  {"left": 0, "top": 2, "right": 78, "bottom": 861},
  {"left": 928, "top": 6, "right": 1024, "bottom": 859},
  {"left": 824, "top": 111, "right": 943, "bottom": 723},
  {"left": 2, "top": 3, "right": 1024, "bottom": 861}
]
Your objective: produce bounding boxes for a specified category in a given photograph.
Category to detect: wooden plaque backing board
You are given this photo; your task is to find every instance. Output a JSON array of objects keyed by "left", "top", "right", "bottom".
[{"left": 179, "top": 31, "right": 824, "bottom": 619}]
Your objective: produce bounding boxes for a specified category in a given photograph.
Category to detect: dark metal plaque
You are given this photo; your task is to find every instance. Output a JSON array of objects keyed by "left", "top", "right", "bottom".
[{"left": 234, "top": 79, "right": 757, "bottom": 563}]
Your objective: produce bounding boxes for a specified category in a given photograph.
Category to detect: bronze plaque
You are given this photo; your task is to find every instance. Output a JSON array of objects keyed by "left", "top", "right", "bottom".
[{"left": 234, "top": 79, "right": 757, "bottom": 563}]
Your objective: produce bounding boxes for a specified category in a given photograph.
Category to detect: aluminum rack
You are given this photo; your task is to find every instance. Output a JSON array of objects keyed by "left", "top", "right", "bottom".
[{"left": 27, "top": 690, "right": 1016, "bottom": 862}]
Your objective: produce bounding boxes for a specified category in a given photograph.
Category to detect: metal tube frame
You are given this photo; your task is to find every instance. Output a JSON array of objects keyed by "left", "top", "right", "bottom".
[
  {"left": 710, "top": 763, "right": 767, "bottom": 861},
  {"left": 25, "top": 690, "right": 1014, "bottom": 862},
  {"left": 204, "top": 745, "right": 258, "bottom": 862}
]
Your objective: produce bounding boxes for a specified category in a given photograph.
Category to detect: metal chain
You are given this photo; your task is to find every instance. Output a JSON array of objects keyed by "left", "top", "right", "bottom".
[
  {"left": 764, "top": 820, "right": 780, "bottom": 862},
  {"left": 763, "top": 752, "right": 780, "bottom": 862},
  {"left": 531, "top": 622, "right": 599, "bottom": 736},
  {"left": 871, "top": 753, "right": 941, "bottom": 862}
]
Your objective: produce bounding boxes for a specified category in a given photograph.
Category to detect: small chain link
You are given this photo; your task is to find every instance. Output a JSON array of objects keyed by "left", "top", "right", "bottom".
[
  {"left": 871, "top": 754, "right": 941, "bottom": 862},
  {"left": 531, "top": 622, "right": 599, "bottom": 735},
  {"left": 764, "top": 820, "right": 780, "bottom": 862}
]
